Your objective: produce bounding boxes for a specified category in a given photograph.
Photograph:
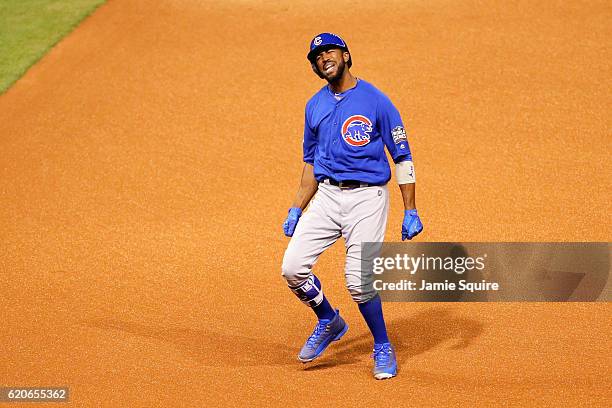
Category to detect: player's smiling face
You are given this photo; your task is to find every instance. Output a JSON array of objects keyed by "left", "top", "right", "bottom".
[{"left": 315, "top": 48, "right": 348, "bottom": 82}]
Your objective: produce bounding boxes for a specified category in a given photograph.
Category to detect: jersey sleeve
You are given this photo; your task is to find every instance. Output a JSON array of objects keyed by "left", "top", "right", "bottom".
[
  {"left": 302, "top": 104, "right": 316, "bottom": 164},
  {"left": 377, "top": 95, "right": 412, "bottom": 163}
]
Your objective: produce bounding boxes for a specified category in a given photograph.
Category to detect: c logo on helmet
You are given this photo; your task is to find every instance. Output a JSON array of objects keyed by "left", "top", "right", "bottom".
[
  {"left": 313, "top": 36, "right": 322, "bottom": 46},
  {"left": 341, "top": 115, "right": 373, "bottom": 147}
]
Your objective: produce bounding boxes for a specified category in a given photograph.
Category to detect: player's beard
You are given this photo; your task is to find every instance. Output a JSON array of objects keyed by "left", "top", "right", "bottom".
[{"left": 323, "top": 58, "right": 346, "bottom": 83}]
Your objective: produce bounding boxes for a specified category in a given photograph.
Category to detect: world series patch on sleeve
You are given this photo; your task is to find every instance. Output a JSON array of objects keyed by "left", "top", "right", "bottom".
[{"left": 391, "top": 126, "right": 407, "bottom": 144}]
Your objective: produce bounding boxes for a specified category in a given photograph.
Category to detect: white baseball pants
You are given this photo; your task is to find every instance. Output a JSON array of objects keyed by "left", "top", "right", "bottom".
[{"left": 282, "top": 181, "right": 389, "bottom": 303}]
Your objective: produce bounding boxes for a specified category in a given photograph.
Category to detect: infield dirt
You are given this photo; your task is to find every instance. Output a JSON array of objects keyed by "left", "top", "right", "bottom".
[{"left": 1, "top": 0, "right": 610, "bottom": 406}]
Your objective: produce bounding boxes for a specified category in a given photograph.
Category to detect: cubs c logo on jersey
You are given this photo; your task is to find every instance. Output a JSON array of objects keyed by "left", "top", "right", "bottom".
[{"left": 341, "top": 115, "right": 373, "bottom": 147}]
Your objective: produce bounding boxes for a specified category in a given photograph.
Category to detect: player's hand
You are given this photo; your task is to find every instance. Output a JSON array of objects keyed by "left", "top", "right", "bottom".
[
  {"left": 402, "top": 209, "right": 423, "bottom": 240},
  {"left": 283, "top": 207, "right": 303, "bottom": 237}
]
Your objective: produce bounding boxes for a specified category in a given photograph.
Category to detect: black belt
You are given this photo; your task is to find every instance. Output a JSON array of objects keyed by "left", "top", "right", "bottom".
[{"left": 323, "top": 178, "right": 376, "bottom": 189}]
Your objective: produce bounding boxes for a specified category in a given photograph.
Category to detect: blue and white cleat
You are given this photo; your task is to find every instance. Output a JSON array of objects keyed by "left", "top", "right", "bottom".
[
  {"left": 372, "top": 342, "right": 397, "bottom": 380},
  {"left": 298, "top": 310, "right": 348, "bottom": 363}
]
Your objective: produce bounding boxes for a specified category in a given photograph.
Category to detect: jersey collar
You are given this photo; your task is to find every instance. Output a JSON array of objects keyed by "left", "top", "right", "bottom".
[{"left": 327, "top": 78, "right": 360, "bottom": 102}]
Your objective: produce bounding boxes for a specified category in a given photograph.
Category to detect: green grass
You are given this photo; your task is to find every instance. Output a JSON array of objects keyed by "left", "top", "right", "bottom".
[{"left": 0, "top": 0, "right": 106, "bottom": 94}]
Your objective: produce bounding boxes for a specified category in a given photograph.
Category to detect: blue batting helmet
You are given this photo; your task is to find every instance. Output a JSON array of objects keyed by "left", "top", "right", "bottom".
[{"left": 307, "top": 33, "right": 352, "bottom": 68}]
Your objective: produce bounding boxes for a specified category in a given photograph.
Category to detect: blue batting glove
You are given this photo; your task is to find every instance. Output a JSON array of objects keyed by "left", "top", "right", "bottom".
[
  {"left": 283, "top": 207, "right": 302, "bottom": 237},
  {"left": 402, "top": 209, "right": 423, "bottom": 240}
]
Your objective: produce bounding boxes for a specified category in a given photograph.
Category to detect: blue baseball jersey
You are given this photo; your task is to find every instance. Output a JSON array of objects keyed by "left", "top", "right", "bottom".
[{"left": 303, "top": 79, "right": 412, "bottom": 185}]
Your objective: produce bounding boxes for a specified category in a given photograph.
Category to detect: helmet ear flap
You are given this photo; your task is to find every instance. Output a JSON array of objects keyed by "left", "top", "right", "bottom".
[{"left": 311, "top": 63, "right": 325, "bottom": 79}]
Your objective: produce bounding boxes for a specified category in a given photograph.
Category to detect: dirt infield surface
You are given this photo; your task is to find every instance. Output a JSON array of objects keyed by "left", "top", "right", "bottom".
[{"left": 1, "top": 0, "right": 610, "bottom": 406}]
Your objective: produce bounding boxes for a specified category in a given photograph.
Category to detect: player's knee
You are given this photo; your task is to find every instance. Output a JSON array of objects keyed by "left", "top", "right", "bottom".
[{"left": 281, "top": 250, "right": 310, "bottom": 286}]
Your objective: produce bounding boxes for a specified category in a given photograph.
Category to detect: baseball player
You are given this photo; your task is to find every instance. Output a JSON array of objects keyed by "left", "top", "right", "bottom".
[{"left": 281, "top": 33, "right": 423, "bottom": 380}]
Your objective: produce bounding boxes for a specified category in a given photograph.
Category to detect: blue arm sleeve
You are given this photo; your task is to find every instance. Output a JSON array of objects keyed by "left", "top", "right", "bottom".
[
  {"left": 377, "top": 96, "right": 412, "bottom": 163},
  {"left": 303, "top": 107, "right": 316, "bottom": 164}
]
